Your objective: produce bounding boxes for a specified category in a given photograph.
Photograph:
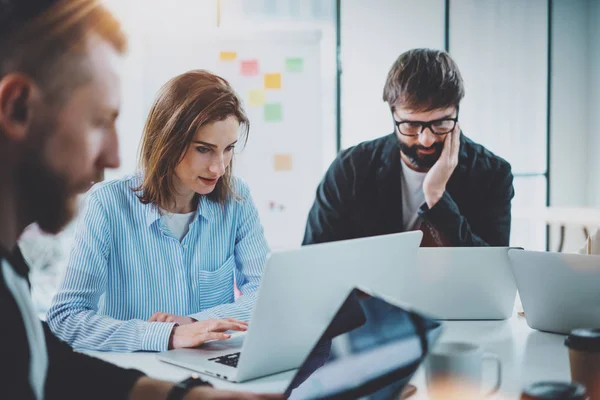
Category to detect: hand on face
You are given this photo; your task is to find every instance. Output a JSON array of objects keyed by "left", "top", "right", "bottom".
[
  {"left": 168, "top": 318, "right": 248, "bottom": 349},
  {"left": 422, "top": 123, "right": 460, "bottom": 208}
]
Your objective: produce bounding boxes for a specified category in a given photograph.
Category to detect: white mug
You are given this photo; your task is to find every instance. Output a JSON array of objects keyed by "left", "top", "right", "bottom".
[{"left": 425, "top": 342, "right": 502, "bottom": 399}]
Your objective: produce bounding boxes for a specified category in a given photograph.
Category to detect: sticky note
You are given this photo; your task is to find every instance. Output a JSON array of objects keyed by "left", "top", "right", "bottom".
[
  {"left": 219, "top": 51, "right": 237, "bottom": 61},
  {"left": 274, "top": 154, "right": 292, "bottom": 171},
  {"left": 248, "top": 89, "right": 265, "bottom": 106},
  {"left": 241, "top": 59, "right": 259, "bottom": 76},
  {"left": 264, "top": 103, "right": 282, "bottom": 121},
  {"left": 264, "top": 73, "right": 282, "bottom": 89},
  {"left": 285, "top": 57, "right": 304, "bottom": 72}
]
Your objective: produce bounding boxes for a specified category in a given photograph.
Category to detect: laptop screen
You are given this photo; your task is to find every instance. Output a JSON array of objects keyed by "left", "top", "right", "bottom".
[{"left": 285, "top": 289, "right": 442, "bottom": 400}]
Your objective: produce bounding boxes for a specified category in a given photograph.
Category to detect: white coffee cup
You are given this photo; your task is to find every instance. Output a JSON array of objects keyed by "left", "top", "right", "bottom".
[{"left": 425, "top": 342, "right": 502, "bottom": 399}]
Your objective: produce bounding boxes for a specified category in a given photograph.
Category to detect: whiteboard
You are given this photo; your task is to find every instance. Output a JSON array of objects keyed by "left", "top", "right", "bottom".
[{"left": 141, "top": 30, "right": 323, "bottom": 249}]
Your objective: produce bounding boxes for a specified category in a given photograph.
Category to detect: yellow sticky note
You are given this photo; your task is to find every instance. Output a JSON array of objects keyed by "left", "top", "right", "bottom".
[
  {"left": 274, "top": 154, "right": 292, "bottom": 171},
  {"left": 248, "top": 89, "right": 265, "bottom": 106},
  {"left": 219, "top": 51, "right": 237, "bottom": 61},
  {"left": 264, "top": 73, "right": 282, "bottom": 89}
]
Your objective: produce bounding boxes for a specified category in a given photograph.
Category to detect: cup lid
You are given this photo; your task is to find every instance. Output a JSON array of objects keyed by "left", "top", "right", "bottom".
[
  {"left": 521, "top": 381, "right": 587, "bottom": 400},
  {"left": 565, "top": 328, "right": 600, "bottom": 352}
]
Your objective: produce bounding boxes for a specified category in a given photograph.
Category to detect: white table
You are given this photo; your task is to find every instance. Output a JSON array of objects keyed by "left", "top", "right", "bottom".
[{"left": 85, "top": 314, "right": 572, "bottom": 399}]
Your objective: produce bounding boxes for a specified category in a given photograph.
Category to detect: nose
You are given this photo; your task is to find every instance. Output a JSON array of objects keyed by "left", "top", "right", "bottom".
[
  {"left": 98, "top": 128, "right": 120, "bottom": 170},
  {"left": 418, "top": 128, "right": 437, "bottom": 148},
  {"left": 209, "top": 154, "right": 226, "bottom": 176}
]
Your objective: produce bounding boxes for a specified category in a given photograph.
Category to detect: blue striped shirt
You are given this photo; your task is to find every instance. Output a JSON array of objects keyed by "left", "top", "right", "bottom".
[{"left": 46, "top": 175, "right": 268, "bottom": 352}]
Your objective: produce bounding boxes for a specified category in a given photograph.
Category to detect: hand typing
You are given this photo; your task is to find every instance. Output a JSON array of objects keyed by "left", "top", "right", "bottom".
[{"left": 168, "top": 318, "right": 248, "bottom": 349}]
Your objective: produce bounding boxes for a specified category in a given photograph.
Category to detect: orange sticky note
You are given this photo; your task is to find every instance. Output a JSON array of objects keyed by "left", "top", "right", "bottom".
[
  {"left": 264, "top": 73, "right": 282, "bottom": 89},
  {"left": 274, "top": 154, "right": 292, "bottom": 171},
  {"left": 219, "top": 51, "right": 237, "bottom": 61}
]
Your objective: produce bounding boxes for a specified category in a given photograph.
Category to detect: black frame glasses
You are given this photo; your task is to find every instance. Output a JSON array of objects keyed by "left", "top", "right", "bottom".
[{"left": 393, "top": 107, "right": 460, "bottom": 137}]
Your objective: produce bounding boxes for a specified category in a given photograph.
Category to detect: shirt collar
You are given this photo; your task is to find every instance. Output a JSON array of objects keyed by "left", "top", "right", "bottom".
[
  {"left": 144, "top": 203, "right": 162, "bottom": 228},
  {"left": 0, "top": 244, "right": 29, "bottom": 279},
  {"left": 144, "top": 195, "right": 218, "bottom": 227},
  {"left": 197, "top": 195, "right": 217, "bottom": 221}
]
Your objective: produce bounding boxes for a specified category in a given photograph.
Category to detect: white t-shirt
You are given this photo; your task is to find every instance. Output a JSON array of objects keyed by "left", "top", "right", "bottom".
[
  {"left": 160, "top": 210, "right": 196, "bottom": 242},
  {"left": 400, "top": 159, "right": 427, "bottom": 230}
]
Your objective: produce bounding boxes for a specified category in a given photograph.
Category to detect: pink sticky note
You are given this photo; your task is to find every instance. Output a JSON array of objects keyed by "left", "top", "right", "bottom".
[{"left": 241, "top": 59, "right": 259, "bottom": 76}]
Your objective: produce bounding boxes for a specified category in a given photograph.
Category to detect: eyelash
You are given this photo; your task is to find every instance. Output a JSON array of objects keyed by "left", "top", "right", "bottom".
[
  {"left": 96, "top": 119, "right": 112, "bottom": 129},
  {"left": 195, "top": 146, "right": 235, "bottom": 154}
]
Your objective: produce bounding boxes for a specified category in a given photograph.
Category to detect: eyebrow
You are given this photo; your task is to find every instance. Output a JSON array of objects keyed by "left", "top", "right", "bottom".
[
  {"left": 192, "top": 140, "right": 238, "bottom": 148},
  {"left": 397, "top": 113, "right": 456, "bottom": 123}
]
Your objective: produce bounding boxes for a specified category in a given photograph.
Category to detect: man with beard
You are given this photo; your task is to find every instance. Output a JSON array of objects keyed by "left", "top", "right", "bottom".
[
  {"left": 0, "top": 0, "right": 280, "bottom": 399},
  {"left": 303, "top": 48, "right": 514, "bottom": 247}
]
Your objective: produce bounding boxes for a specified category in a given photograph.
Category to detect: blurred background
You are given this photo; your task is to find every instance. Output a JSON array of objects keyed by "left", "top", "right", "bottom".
[{"left": 22, "top": 0, "right": 600, "bottom": 313}]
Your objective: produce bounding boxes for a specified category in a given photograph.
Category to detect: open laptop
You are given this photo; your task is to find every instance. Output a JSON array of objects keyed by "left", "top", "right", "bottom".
[
  {"left": 157, "top": 231, "right": 423, "bottom": 382},
  {"left": 284, "top": 287, "right": 443, "bottom": 399},
  {"left": 389, "top": 247, "right": 517, "bottom": 320},
  {"left": 508, "top": 249, "right": 600, "bottom": 334}
]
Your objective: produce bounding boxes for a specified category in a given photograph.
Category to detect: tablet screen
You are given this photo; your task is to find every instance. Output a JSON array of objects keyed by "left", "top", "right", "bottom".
[{"left": 285, "top": 289, "right": 442, "bottom": 400}]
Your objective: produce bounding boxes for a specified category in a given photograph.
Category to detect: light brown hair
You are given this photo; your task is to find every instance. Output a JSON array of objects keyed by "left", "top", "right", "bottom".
[
  {"left": 135, "top": 70, "right": 249, "bottom": 209},
  {"left": 1, "top": 0, "right": 127, "bottom": 105},
  {"left": 383, "top": 48, "right": 465, "bottom": 111}
]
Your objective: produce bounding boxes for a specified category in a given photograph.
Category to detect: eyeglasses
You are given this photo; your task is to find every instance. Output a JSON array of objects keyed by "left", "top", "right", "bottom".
[{"left": 393, "top": 108, "right": 459, "bottom": 137}]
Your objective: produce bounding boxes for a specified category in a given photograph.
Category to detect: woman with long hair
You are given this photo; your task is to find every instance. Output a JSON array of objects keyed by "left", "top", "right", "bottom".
[{"left": 47, "top": 70, "right": 269, "bottom": 352}]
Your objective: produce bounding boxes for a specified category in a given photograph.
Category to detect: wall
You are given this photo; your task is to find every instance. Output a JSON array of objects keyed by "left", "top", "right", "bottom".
[
  {"left": 97, "top": 1, "right": 600, "bottom": 250},
  {"left": 547, "top": 0, "right": 590, "bottom": 252},
  {"left": 340, "top": 0, "right": 446, "bottom": 149},
  {"left": 546, "top": 0, "right": 600, "bottom": 252},
  {"left": 102, "top": 0, "right": 337, "bottom": 181},
  {"left": 450, "top": 0, "right": 549, "bottom": 251},
  {"left": 102, "top": 0, "right": 219, "bottom": 181},
  {"left": 588, "top": 0, "right": 600, "bottom": 208},
  {"left": 550, "top": 0, "right": 589, "bottom": 209}
]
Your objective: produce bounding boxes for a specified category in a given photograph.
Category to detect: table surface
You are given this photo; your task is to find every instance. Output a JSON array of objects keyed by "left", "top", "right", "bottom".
[{"left": 85, "top": 313, "right": 572, "bottom": 399}]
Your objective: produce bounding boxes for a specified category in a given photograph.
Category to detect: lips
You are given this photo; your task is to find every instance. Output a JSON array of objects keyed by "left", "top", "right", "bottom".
[
  {"left": 199, "top": 176, "right": 219, "bottom": 185},
  {"left": 418, "top": 148, "right": 437, "bottom": 155}
]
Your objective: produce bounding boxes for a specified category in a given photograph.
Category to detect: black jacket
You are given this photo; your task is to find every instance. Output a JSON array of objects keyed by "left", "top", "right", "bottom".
[
  {"left": 303, "top": 133, "right": 514, "bottom": 247},
  {"left": 0, "top": 245, "right": 144, "bottom": 400}
]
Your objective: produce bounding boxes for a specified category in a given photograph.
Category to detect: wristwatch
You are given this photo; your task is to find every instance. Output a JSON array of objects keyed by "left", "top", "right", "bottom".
[{"left": 166, "top": 374, "right": 213, "bottom": 400}]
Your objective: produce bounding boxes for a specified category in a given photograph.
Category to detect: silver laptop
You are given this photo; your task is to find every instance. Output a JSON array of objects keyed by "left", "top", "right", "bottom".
[
  {"left": 509, "top": 249, "right": 600, "bottom": 334},
  {"left": 157, "top": 231, "right": 423, "bottom": 382},
  {"left": 390, "top": 247, "right": 517, "bottom": 320}
]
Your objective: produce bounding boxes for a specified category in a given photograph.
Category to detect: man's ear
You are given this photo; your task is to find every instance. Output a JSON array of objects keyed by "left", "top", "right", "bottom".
[{"left": 0, "top": 73, "right": 37, "bottom": 142}]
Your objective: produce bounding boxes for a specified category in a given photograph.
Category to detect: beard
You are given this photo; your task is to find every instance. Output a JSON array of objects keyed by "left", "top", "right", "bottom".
[
  {"left": 398, "top": 140, "right": 444, "bottom": 169},
  {"left": 16, "top": 123, "right": 78, "bottom": 235}
]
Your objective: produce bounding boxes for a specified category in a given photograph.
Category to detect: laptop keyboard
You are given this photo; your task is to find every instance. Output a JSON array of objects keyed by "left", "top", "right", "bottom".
[{"left": 208, "top": 352, "right": 240, "bottom": 368}]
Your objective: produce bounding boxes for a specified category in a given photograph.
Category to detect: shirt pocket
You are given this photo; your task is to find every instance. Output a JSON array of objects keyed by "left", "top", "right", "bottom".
[{"left": 198, "top": 255, "right": 236, "bottom": 310}]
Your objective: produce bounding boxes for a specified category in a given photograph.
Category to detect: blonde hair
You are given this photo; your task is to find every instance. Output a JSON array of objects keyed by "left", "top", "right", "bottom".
[{"left": 2, "top": 0, "right": 127, "bottom": 104}]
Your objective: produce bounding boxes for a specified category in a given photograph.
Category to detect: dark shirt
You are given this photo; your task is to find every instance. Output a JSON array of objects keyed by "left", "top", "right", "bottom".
[
  {"left": 303, "top": 132, "right": 514, "bottom": 247},
  {"left": 0, "top": 244, "right": 144, "bottom": 400}
]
